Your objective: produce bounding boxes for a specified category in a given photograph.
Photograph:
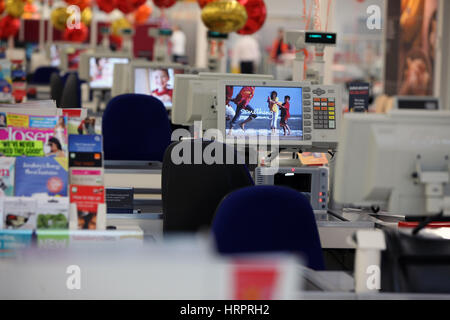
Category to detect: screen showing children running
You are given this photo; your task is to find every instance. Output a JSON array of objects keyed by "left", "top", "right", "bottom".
[
  {"left": 225, "top": 86, "right": 303, "bottom": 139},
  {"left": 89, "top": 57, "right": 129, "bottom": 89},
  {"left": 134, "top": 68, "right": 185, "bottom": 108}
]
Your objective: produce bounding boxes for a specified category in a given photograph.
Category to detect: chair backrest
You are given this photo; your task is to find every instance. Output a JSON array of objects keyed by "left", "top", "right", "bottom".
[
  {"left": 162, "top": 140, "right": 254, "bottom": 233},
  {"left": 212, "top": 185, "right": 325, "bottom": 270},
  {"left": 381, "top": 229, "right": 450, "bottom": 293},
  {"left": 60, "top": 72, "right": 81, "bottom": 108},
  {"left": 50, "top": 72, "right": 63, "bottom": 108},
  {"left": 32, "top": 66, "right": 60, "bottom": 85},
  {"left": 102, "top": 94, "right": 172, "bottom": 161}
]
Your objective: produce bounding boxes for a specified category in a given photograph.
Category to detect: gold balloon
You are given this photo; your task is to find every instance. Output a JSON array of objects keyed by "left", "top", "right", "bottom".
[
  {"left": 112, "top": 18, "right": 131, "bottom": 37},
  {"left": 51, "top": 7, "right": 70, "bottom": 31},
  {"left": 6, "top": 0, "right": 25, "bottom": 18},
  {"left": 201, "top": 0, "right": 247, "bottom": 34},
  {"left": 81, "top": 7, "right": 92, "bottom": 26}
]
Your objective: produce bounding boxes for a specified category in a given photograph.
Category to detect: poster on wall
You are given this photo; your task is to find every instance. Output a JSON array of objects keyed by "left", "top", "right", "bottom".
[{"left": 384, "top": 0, "right": 438, "bottom": 96}]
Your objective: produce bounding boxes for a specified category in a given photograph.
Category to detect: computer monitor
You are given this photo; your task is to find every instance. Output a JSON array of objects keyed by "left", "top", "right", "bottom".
[
  {"left": 172, "top": 74, "right": 200, "bottom": 125},
  {"left": 130, "top": 62, "right": 186, "bottom": 108},
  {"left": 88, "top": 56, "right": 130, "bottom": 90},
  {"left": 393, "top": 96, "right": 440, "bottom": 111},
  {"left": 184, "top": 73, "right": 274, "bottom": 129},
  {"left": 49, "top": 43, "right": 89, "bottom": 72},
  {"left": 334, "top": 111, "right": 450, "bottom": 218},
  {"left": 216, "top": 80, "right": 342, "bottom": 150}
]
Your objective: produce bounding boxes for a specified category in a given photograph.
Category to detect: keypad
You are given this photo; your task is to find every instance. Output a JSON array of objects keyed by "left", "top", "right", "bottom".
[{"left": 313, "top": 97, "right": 336, "bottom": 130}]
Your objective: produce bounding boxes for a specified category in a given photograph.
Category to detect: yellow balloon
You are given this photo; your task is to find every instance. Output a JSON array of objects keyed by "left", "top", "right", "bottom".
[
  {"left": 81, "top": 7, "right": 92, "bottom": 26},
  {"left": 6, "top": 0, "right": 25, "bottom": 18},
  {"left": 201, "top": 0, "right": 247, "bottom": 34},
  {"left": 51, "top": 7, "right": 70, "bottom": 31},
  {"left": 112, "top": 18, "right": 131, "bottom": 37}
]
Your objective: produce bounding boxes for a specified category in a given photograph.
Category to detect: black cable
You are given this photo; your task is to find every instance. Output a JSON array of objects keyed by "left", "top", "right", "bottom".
[{"left": 412, "top": 211, "right": 444, "bottom": 236}]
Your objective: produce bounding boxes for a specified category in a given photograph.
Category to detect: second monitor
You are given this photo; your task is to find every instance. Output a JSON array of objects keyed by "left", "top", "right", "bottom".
[{"left": 131, "top": 62, "right": 186, "bottom": 108}]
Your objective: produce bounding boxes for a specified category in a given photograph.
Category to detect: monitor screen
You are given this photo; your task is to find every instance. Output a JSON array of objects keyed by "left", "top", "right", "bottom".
[
  {"left": 89, "top": 57, "right": 129, "bottom": 89},
  {"left": 133, "top": 67, "right": 185, "bottom": 108},
  {"left": 397, "top": 99, "right": 439, "bottom": 110},
  {"left": 225, "top": 86, "right": 303, "bottom": 140},
  {"left": 274, "top": 172, "right": 312, "bottom": 200},
  {"left": 68, "top": 49, "right": 87, "bottom": 70}
]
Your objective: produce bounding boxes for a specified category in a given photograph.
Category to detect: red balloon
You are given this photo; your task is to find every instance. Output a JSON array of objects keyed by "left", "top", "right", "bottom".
[
  {"left": 64, "top": 23, "right": 89, "bottom": 43},
  {"left": 97, "top": 0, "right": 116, "bottom": 13},
  {"left": 0, "top": 0, "right": 5, "bottom": 15},
  {"left": 117, "top": 0, "right": 146, "bottom": 14},
  {"left": 237, "top": 0, "right": 267, "bottom": 35},
  {"left": 65, "top": 0, "right": 91, "bottom": 11},
  {"left": 0, "top": 15, "right": 21, "bottom": 39},
  {"left": 197, "top": 0, "right": 215, "bottom": 9},
  {"left": 153, "top": 0, "right": 176, "bottom": 9}
]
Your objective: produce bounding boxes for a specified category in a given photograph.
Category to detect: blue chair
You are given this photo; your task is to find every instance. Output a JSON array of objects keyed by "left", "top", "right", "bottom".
[
  {"left": 212, "top": 185, "right": 325, "bottom": 270},
  {"left": 50, "top": 72, "right": 63, "bottom": 108},
  {"left": 31, "top": 66, "right": 60, "bottom": 85},
  {"left": 102, "top": 94, "right": 172, "bottom": 162}
]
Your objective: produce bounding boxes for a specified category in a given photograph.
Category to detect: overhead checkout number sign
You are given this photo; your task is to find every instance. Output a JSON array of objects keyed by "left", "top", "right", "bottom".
[{"left": 305, "top": 32, "right": 337, "bottom": 45}]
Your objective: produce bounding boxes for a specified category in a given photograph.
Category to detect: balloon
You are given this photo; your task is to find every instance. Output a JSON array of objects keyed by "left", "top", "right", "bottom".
[
  {"left": 0, "top": 0, "right": 6, "bottom": 15},
  {"left": 153, "top": 0, "right": 176, "bottom": 9},
  {"left": 81, "top": 7, "right": 92, "bottom": 25},
  {"left": 5, "top": 0, "right": 25, "bottom": 18},
  {"left": 64, "top": 0, "right": 91, "bottom": 11},
  {"left": 51, "top": 7, "right": 70, "bottom": 31},
  {"left": 111, "top": 17, "right": 131, "bottom": 36},
  {"left": 22, "top": 1, "right": 38, "bottom": 19},
  {"left": 117, "top": 0, "right": 146, "bottom": 14},
  {"left": 197, "top": 0, "right": 215, "bottom": 8},
  {"left": 134, "top": 4, "right": 152, "bottom": 25},
  {"left": 0, "top": 15, "right": 21, "bottom": 39},
  {"left": 201, "top": 0, "right": 247, "bottom": 34},
  {"left": 63, "top": 22, "right": 89, "bottom": 42},
  {"left": 237, "top": 0, "right": 266, "bottom": 35},
  {"left": 96, "top": 0, "right": 116, "bottom": 13}
]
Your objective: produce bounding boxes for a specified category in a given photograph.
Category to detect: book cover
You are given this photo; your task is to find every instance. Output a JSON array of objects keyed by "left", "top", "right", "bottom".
[
  {"left": 15, "top": 157, "right": 68, "bottom": 197},
  {"left": 0, "top": 157, "right": 15, "bottom": 197},
  {"left": 69, "top": 152, "right": 103, "bottom": 167},
  {"left": 36, "top": 196, "right": 70, "bottom": 230},
  {"left": 69, "top": 167, "right": 104, "bottom": 186},
  {"left": 68, "top": 134, "right": 102, "bottom": 153},
  {"left": 70, "top": 185, "right": 105, "bottom": 230},
  {"left": 3, "top": 197, "right": 37, "bottom": 230}
]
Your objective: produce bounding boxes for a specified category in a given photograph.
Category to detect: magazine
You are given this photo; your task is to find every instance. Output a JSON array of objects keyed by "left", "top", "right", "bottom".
[
  {"left": 0, "top": 158, "right": 15, "bottom": 197},
  {"left": 0, "top": 113, "right": 68, "bottom": 157},
  {"left": 15, "top": 157, "right": 69, "bottom": 197},
  {"left": 68, "top": 134, "right": 102, "bottom": 153},
  {"left": 68, "top": 117, "right": 102, "bottom": 135},
  {"left": 70, "top": 185, "right": 105, "bottom": 230},
  {"left": 69, "top": 167, "right": 104, "bottom": 186}
]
